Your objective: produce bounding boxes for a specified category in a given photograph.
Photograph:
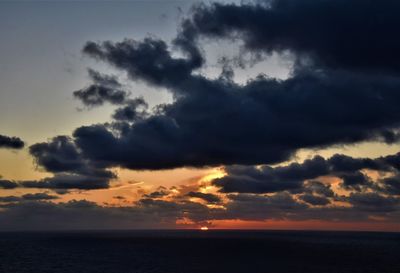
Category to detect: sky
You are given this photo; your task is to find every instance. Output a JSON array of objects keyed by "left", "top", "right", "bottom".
[{"left": 0, "top": 0, "right": 400, "bottom": 231}]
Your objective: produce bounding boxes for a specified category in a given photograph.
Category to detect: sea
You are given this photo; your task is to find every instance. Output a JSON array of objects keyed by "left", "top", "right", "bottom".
[{"left": 0, "top": 230, "right": 399, "bottom": 273}]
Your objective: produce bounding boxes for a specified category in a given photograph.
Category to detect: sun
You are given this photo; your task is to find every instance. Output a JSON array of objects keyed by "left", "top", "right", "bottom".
[{"left": 200, "top": 226, "right": 209, "bottom": 231}]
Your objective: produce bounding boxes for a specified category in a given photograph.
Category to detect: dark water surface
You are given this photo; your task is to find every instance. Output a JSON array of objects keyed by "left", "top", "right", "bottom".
[{"left": 0, "top": 230, "right": 399, "bottom": 273}]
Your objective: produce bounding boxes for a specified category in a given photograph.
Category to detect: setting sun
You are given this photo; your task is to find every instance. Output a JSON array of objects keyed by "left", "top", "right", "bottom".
[{"left": 200, "top": 226, "right": 209, "bottom": 231}]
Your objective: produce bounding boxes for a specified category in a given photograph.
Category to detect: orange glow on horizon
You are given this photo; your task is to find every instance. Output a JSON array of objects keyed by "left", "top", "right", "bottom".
[
  {"left": 205, "top": 219, "right": 400, "bottom": 232},
  {"left": 200, "top": 226, "right": 209, "bottom": 231}
]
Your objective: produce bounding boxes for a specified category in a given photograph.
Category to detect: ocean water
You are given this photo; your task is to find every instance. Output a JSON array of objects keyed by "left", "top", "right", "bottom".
[{"left": 0, "top": 230, "right": 399, "bottom": 273}]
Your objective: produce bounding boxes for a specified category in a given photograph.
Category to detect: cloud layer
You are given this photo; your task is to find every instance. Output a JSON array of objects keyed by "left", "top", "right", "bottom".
[
  {"left": 67, "top": 0, "right": 400, "bottom": 170},
  {"left": 1, "top": 0, "right": 400, "bottom": 230}
]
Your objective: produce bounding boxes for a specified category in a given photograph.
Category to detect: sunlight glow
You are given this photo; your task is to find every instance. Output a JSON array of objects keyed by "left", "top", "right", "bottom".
[{"left": 199, "top": 168, "right": 226, "bottom": 183}]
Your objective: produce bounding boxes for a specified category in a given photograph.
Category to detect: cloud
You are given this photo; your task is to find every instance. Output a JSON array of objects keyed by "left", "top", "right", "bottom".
[
  {"left": 144, "top": 188, "right": 170, "bottom": 199},
  {"left": 83, "top": 38, "right": 202, "bottom": 89},
  {"left": 187, "top": 191, "right": 221, "bottom": 204},
  {"left": 213, "top": 156, "right": 328, "bottom": 193},
  {"left": 20, "top": 193, "right": 59, "bottom": 200},
  {"left": 301, "top": 181, "right": 334, "bottom": 198},
  {"left": 381, "top": 176, "right": 400, "bottom": 195},
  {"left": 0, "top": 185, "right": 399, "bottom": 230},
  {"left": 220, "top": 192, "right": 309, "bottom": 221},
  {"left": 66, "top": 68, "right": 400, "bottom": 170},
  {"left": 30, "top": 136, "right": 87, "bottom": 173},
  {"left": 181, "top": 0, "right": 400, "bottom": 73},
  {"left": 298, "top": 194, "right": 330, "bottom": 206},
  {"left": 212, "top": 152, "right": 400, "bottom": 193},
  {"left": 212, "top": 189, "right": 400, "bottom": 223},
  {"left": 0, "top": 179, "right": 19, "bottom": 189},
  {"left": 20, "top": 174, "right": 112, "bottom": 190},
  {"left": 339, "top": 172, "right": 371, "bottom": 191},
  {"left": 347, "top": 192, "right": 400, "bottom": 212},
  {"left": 113, "top": 195, "right": 126, "bottom": 200},
  {"left": 0, "top": 193, "right": 59, "bottom": 203},
  {"left": 72, "top": 19, "right": 400, "bottom": 170},
  {"left": 0, "top": 196, "right": 21, "bottom": 202},
  {"left": 73, "top": 68, "right": 128, "bottom": 107},
  {"left": 112, "top": 97, "right": 148, "bottom": 122},
  {"left": 28, "top": 136, "right": 115, "bottom": 189},
  {"left": 0, "top": 134, "right": 24, "bottom": 149}
]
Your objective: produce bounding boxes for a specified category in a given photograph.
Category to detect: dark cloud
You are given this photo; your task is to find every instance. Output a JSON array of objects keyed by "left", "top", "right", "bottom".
[
  {"left": 381, "top": 176, "right": 400, "bottom": 195},
  {"left": 1, "top": 175, "right": 111, "bottom": 191},
  {"left": 87, "top": 68, "right": 121, "bottom": 87},
  {"left": 339, "top": 172, "right": 371, "bottom": 191},
  {"left": 113, "top": 195, "right": 126, "bottom": 200},
  {"left": 213, "top": 166, "right": 304, "bottom": 194},
  {"left": 347, "top": 192, "right": 400, "bottom": 212},
  {"left": 214, "top": 156, "right": 332, "bottom": 194},
  {"left": 299, "top": 194, "right": 330, "bottom": 206},
  {"left": 144, "top": 188, "right": 170, "bottom": 199},
  {"left": 221, "top": 192, "right": 309, "bottom": 221},
  {"left": 112, "top": 97, "right": 148, "bottom": 122},
  {"left": 213, "top": 152, "right": 400, "bottom": 193},
  {"left": 182, "top": 0, "right": 400, "bottom": 74},
  {"left": 28, "top": 136, "right": 115, "bottom": 190},
  {"left": 68, "top": 68, "right": 400, "bottom": 170},
  {"left": 30, "top": 136, "right": 86, "bottom": 173},
  {"left": 21, "top": 193, "right": 59, "bottom": 201},
  {"left": 0, "top": 134, "right": 24, "bottom": 149},
  {"left": 20, "top": 174, "right": 111, "bottom": 190},
  {"left": 213, "top": 191, "right": 400, "bottom": 223},
  {"left": 73, "top": 69, "right": 128, "bottom": 107},
  {"left": 39, "top": 0, "right": 400, "bottom": 171},
  {"left": 73, "top": 19, "right": 400, "bottom": 169},
  {"left": 0, "top": 193, "right": 58, "bottom": 203},
  {"left": 302, "top": 181, "right": 334, "bottom": 198},
  {"left": 73, "top": 85, "right": 127, "bottom": 107},
  {"left": 0, "top": 179, "right": 18, "bottom": 189},
  {"left": 327, "top": 154, "right": 387, "bottom": 173},
  {"left": 187, "top": 191, "right": 221, "bottom": 204},
  {"left": 83, "top": 38, "right": 202, "bottom": 89},
  {"left": 0, "top": 196, "right": 21, "bottom": 203}
]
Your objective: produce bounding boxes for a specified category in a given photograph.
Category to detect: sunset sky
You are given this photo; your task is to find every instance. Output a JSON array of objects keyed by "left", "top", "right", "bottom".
[{"left": 1, "top": 0, "right": 400, "bottom": 231}]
